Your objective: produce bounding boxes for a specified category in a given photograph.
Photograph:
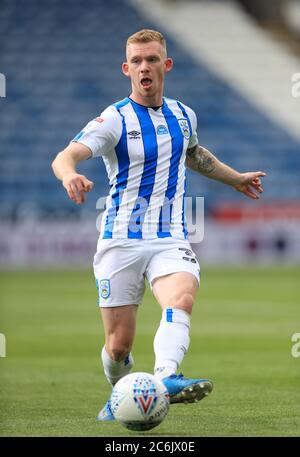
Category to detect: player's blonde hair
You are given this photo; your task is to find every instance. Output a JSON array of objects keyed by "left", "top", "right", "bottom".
[{"left": 126, "top": 29, "right": 167, "bottom": 56}]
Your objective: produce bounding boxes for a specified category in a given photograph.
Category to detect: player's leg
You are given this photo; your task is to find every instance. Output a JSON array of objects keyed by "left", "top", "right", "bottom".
[
  {"left": 151, "top": 271, "right": 197, "bottom": 380},
  {"left": 100, "top": 304, "right": 137, "bottom": 386},
  {"left": 97, "top": 304, "right": 138, "bottom": 421},
  {"left": 146, "top": 240, "right": 213, "bottom": 403},
  {"left": 94, "top": 239, "right": 146, "bottom": 382},
  {"left": 152, "top": 271, "right": 213, "bottom": 403},
  {"left": 94, "top": 239, "right": 147, "bottom": 420}
]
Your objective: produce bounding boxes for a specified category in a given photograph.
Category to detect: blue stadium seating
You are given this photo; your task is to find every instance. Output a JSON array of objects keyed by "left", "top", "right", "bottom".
[{"left": 0, "top": 0, "right": 299, "bottom": 219}]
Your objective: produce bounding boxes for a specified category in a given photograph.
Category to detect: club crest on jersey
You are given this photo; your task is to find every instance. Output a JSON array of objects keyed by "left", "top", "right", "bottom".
[
  {"left": 178, "top": 119, "right": 190, "bottom": 139},
  {"left": 133, "top": 388, "right": 157, "bottom": 416},
  {"left": 156, "top": 124, "right": 168, "bottom": 135},
  {"left": 99, "top": 279, "right": 110, "bottom": 299}
]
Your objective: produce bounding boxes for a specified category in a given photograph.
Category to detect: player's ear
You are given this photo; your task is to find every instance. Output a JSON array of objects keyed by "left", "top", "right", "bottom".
[
  {"left": 122, "top": 62, "right": 130, "bottom": 77},
  {"left": 164, "top": 58, "right": 173, "bottom": 73}
]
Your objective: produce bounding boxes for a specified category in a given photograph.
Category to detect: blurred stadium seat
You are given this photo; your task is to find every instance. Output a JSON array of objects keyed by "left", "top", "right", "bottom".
[
  {"left": 1, "top": 0, "right": 300, "bottom": 221},
  {"left": 0, "top": 0, "right": 300, "bottom": 265}
]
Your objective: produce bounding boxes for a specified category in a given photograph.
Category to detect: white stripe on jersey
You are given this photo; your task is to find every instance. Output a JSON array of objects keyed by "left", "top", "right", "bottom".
[
  {"left": 165, "top": 99, "right": 189, "bottom": 238},
  {"left": 142, "top": 108, "right": 173, "bottom": 239},
  {"left": 99, "top": 152, "right": 119, "bottom": 239}
]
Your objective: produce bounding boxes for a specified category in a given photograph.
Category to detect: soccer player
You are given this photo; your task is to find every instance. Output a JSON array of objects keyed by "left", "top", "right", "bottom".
[{"left": 52, "top": 29, "right": 266, "bottom": 420}]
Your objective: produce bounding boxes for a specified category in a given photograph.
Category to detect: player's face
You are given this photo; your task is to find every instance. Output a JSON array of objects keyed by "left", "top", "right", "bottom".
[{"left": 122, "top": 41, "right": 173, "bottom": 106}]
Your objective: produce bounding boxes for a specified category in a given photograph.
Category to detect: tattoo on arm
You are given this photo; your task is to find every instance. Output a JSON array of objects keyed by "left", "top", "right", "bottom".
[{"left": 186, "top": 145, "right": 216, "bottom": 174}]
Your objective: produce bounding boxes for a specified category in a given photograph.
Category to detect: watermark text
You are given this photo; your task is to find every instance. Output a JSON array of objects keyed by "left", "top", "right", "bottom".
[
  {"left": 0, "top": 333, "right": 6, "bottom": 357},
  {"left": 0, "top": 73, "right": 6, "bottom": 98},
  {"left": 291, "top": 73, "right": 300, "bottom": 98},
  {"left": 96, "top": 192, "right": 204, "bottom": 242},
  {"left": 291, "top": 333, "right": 300, "bottom": 358}
]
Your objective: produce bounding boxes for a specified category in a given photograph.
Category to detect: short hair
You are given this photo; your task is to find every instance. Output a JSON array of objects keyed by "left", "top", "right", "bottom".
[{"left": 126, "top": 29, "right": 167, "bottom": 55}]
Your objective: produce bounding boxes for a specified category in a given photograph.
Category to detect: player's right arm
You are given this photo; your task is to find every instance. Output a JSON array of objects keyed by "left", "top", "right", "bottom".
[
  {"left": 52, "top": 106, "right": 122, "bottom": 204},
  {"left": 51, "top": 142, "right": 94, "bottom": 205}
]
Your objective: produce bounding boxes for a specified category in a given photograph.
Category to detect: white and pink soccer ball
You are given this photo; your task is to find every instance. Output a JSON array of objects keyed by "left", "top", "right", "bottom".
[{"left": 110, "top": 372, "right": 170, "bottom": 431}]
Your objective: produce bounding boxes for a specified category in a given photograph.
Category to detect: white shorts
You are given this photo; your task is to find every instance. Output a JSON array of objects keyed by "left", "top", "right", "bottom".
[{"left": 93, "top": 238, "right": 200, "bottom": 308}]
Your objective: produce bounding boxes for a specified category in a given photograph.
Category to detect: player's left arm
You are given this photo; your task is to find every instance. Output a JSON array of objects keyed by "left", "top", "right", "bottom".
[{"left": 186, "top": 144, "right": 266, "bottom": 200}]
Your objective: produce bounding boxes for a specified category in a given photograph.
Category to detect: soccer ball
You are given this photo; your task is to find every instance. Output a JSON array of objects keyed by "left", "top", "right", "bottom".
[{"left": 110, "top": 372, "right": 170, "bottom": 431}]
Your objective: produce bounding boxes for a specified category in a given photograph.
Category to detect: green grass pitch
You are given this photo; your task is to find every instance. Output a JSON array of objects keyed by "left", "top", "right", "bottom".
[{"left": 0, "top": 267, "right": 299, "bottom": 437}]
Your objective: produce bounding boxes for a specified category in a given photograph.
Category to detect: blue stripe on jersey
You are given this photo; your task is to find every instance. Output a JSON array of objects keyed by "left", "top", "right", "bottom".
[
  {"left": 182, "top": 178, "right": 188, "bottom": 238},
  {"left": 177, "top": 101, "right": 192, "bottom": 238},
  {"left": 166, "top": 308, "right": 173, "bottom": 322},
  {"left": 157, "top": 100, "right": 184, "bottom": 238},
  {"left": 128, "top": 101, "right": 158, "bottom": 239},
  {"left": 177, "top": 101, "right": 192, "bottom": 137},
  {"left": 72, "top": 131, "right": 84, "bottom": 142},
  {"left": 103, "top": 99, "right": 130, "bottom": 238}
]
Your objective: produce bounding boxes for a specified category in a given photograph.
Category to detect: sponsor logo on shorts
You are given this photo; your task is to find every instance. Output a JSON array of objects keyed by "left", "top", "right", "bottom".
[
  {"left": 95, "top": 117, "right": 104, "bottom": 123},
  {"left": 179, "top": 247, "right": 193, "bottom": 256},
  {"left": 99, "top": 279, "right": 110, "bottom": 299},
  {"left": 183, "top": 256, "right": 197, "bottom": 263},
  {"left": 179, "top": 247, "right": 198, "bottom": 264}
]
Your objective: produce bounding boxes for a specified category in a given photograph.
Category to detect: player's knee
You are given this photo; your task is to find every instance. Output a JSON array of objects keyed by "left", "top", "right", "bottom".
[{"left": 173, "top": 292, "right": 194, "bottom": 315}]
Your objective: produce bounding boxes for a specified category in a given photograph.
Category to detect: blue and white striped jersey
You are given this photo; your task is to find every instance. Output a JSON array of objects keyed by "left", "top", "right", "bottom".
[{"left": 72, "top": 97, "right": 198, "bottom": 239}]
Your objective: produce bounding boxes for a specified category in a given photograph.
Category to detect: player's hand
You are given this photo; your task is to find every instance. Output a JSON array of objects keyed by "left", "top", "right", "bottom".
[
  {"left": 233, "top": 171, "right": 266, "bottom": 200},
  {"left": 62, "top": 173, "right": 94, "bottom": 204}
]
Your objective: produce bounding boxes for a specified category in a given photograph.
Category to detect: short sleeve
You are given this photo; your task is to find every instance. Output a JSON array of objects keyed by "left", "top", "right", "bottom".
[
  {"left": 186, "top": 107, "right": 198, "bottom": 149},
  {"left": 71, "top": 106, "right": 122, "bottom": 157}
]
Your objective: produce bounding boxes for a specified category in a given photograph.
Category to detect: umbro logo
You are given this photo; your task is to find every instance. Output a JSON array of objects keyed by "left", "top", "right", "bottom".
[{"left": 128, "top": 130, "right": 141, "bottom": 139}]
